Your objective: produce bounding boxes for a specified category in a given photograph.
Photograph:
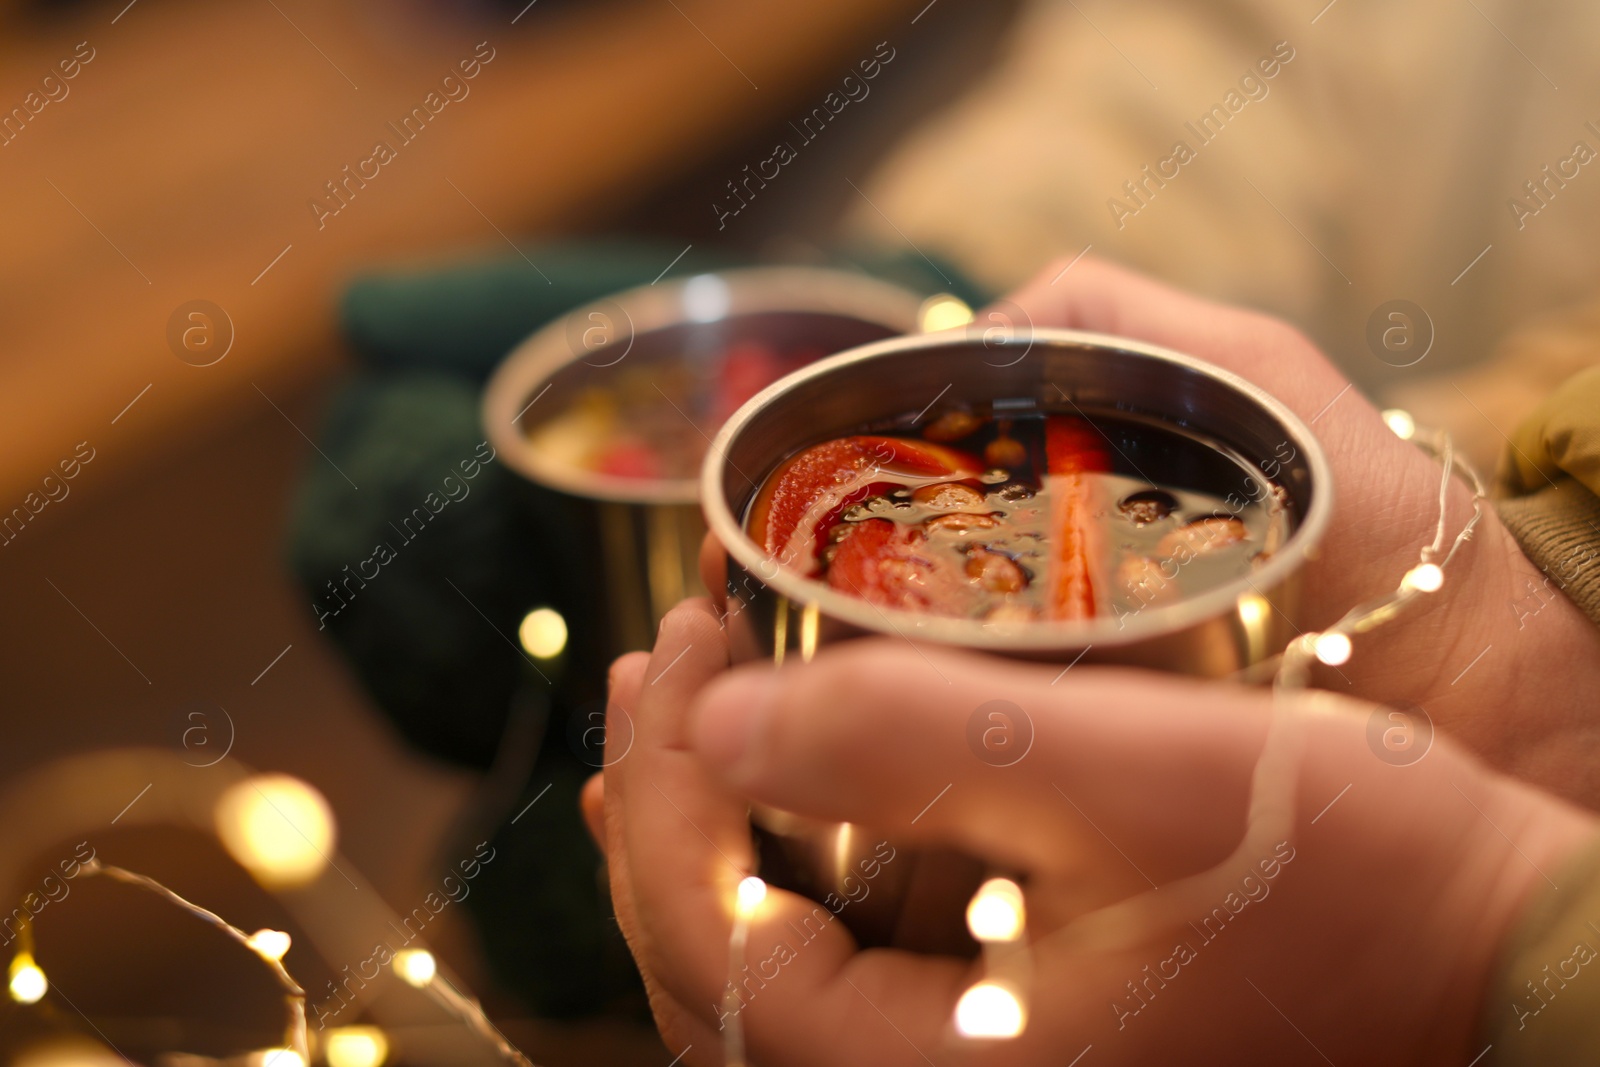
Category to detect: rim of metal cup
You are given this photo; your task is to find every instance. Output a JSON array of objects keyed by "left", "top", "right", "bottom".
[
  {"left": 701, "top": 327, "right": 1336, "bottom": 651},
  {"left": 482, "top": 266, "right": 927, "bottom": 506}
]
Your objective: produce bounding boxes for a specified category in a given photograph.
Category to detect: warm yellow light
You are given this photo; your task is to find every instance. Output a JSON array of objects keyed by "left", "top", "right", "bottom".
[
  {"left": 918, "top": 294, "right": 974, "bottom": 333},
  {"left": 966, "top": 878, "right": 1025, "bottom": 943},
  {"left": 12, "top": 1036, "right": 125, "bottom": 1067},
  {"left": 324, "top": 1026, "right": 389, "bottom": 1067},
  {"left": 954, "top": 981, "right": 1026, "bottom": 1038},
  {"left": 246, "top": 928, "right": 292, "bottom": 962},
  {"left": 393, "top": 948, "right": 436, "bottom": 987},
  {"left": 253, "top": 1050, "right": 305, "bottom": 1067},
  {"left": 736, "top": 876, "right": 767, "bottom": 919},
  {"left": 1402, "top": 562, "right": 1444, "bottom": 593},
  {"left": 798, "top": 601, "right": 821, "bottom": 664},
  {"left": 1238, "top": 594, "right": 1269, "bottom": 629},
  {"left": 8, "top": 953, "right": 47, "bottom": 1004},
  {"left": 215, "top": 774, "right": 337, "bottom": 888},
  {"left": 1381, "top": 408, "right": 1416, "bottom": 441},
  {"left": 1312, "top": 632, "right": 1352, "bottom": 666},
  {"left": 518, "top": 607, "right": 568, "bottom": 659}
]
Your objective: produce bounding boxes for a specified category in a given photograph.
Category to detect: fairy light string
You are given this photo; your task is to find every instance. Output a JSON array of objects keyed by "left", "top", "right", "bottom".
[
  {"left": 392, "top": 948, "right": 534, "bottom": 1067},
  {"left": 1275, "top": 414, "right": 1487, "bottom": 689},
  {"left": 718, "top": 875, "right": 767, "bottom": 1067},
  {"left": 719, "top": 410, "right": 1491, "bottom": 1057},
  {"left": 1, "top": 858, "right": 314, "bottom": 1065},
  {"left": 8, "top": 859, "right": 540, "bottom": 1066}
]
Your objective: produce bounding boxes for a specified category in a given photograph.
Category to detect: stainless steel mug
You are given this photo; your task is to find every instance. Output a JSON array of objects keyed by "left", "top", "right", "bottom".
[
  {"left": 700, "top": 328, "right": 1334, "bottom": 949},
  {"left": 483, "top": 266, "right": 938, "bottom": 661}
]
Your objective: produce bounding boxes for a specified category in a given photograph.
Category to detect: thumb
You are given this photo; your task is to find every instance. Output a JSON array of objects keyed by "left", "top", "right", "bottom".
[{"left": 689, "top": 639, "right": 1271, "bottom": 884}]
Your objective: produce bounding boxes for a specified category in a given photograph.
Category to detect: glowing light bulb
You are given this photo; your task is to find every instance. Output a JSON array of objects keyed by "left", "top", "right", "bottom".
[
  {"left": 1238, "top": 594, "right": 1269, "bottom": 629},
  {"left": 253, "top": 1050, "right": 304, "bottom": 1067},
  {"left": 324, "top": 1026, "right": 389, "bottom": 1067},
  {"left": 8, "top": 953, "right": 47, "bottom": 1004},
  {"left": 1402, "top": 563, "right": 1444, "bottom": 593},
  {"left": 1312, "top": 632, "right": 1352, "bottom": 666},
  {"left": 954, "top": 981, "right": 1026, "bottom": 1039},
  {"left": 918, "top": 294, "right": 974, "bottom": 332},
  {"left": 246, "top": 929, "right": 292, "bottom": 962},
  {"left": 965, "top": 878, "right": 1025, "bottom": 943},
  {"left": 736, "top": 876, "right": 767, "bottom": 919},
  {"left": 1381, "top": 408, "right": 1416, "bottom": 441},
  {"left": 518, "top": 607, "right": 568, "bottom": 659},
  {"left": 214, "top": 774, "right": 337, "bottom": 889},
  {"left": 393, "top": 948, "right": 436, "bottom": 987}
]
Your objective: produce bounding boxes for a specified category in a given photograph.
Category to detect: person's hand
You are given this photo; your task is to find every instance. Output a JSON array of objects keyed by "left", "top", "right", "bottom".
[
  {"left": 696, "top": 258, "right": 1600, "bottom": 804},
  {"left": 589, "top": 602, "right": 1597, "bottom": 1067},
  {"left": 993, "top": 258, "right": 1600, "bottom": 806}
]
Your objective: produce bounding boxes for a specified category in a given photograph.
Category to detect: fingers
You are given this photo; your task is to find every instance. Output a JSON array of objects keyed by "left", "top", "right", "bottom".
[
  {"left": 603, "top": 604, "right": 996, "bottom": 1064},
  {"left": 606, "top": 600, "right": 757, "bottom": 1012},
  {"left": 601, "top": 651, "right": 649, "bottom": 803},
  {"left": 605, "top": 602, "right": 976, "bottom": 1066},
  {"left": 599, "top": 650, "right": 649, "bottom": 972},
  {"left": 1007, "top": 256, "right": 1246, "bottom": 343},
  {"left": 698, "top": 531, "right": 728, "bottom": 615},
  {"left": 689, "top": 640, "right": 1270, "bottom": 883},
  {"left": 1004, "top": 257, "right": 1353, "bottom": 430},
  {"left": 737, "top": 935, "right": 974, "bottom": 1067},
  {"left": 633, "top": 973, "right": 725, "bottom": 1067},
  {"left": 602, "top": 602, "right": 1161, "bottom": 1063},
  {"left": 599, "top": 757, "right": 725, "bottom": 1067},
  {"left": 628, "top": 599, "right": 731, "bottom": 751},
  {"left": 600, "top": 611, "right": 749, "bottom": 1058}
]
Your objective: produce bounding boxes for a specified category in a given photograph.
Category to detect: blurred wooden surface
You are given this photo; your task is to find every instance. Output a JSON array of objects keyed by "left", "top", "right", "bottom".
[{"left": 0, "top": 0, "right": 914, "bottom": 506}]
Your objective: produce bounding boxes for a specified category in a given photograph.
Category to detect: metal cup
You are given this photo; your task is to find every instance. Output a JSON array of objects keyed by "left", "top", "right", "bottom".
[
  {"left": 483, "top": 267, "right": 935, "bottom": 662},
  {"left": 700, "top": 328, "right": 1333, "bottom": 949}
]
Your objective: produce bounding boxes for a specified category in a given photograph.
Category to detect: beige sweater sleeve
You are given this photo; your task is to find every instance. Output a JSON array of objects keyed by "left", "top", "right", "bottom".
[{"left": 1482, "top": 835, "right": 1600, "bottom": 1064}]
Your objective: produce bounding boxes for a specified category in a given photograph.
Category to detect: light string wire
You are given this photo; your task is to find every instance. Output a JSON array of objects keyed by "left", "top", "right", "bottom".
[
  {"left": 1274, "top": 421, "right": 1486, "bottom": 689},
  {"left": 722, "top": 874, "right": 766, "bottom": 1067},
  {"left": 723, "top": 903, "right": 751, "bottom": 1067},
  {"left": 421, "top": 964, "right": 535, "bottom": 1067},
  {"left": 8, "top": 857, "right": 540, "bottom": 1067},
  {"left": 719, "top": 412, "right": 1491, "bottom": 1059},
  {"left": 79, "top": 858, "right": 309, "bottom": 1064}
]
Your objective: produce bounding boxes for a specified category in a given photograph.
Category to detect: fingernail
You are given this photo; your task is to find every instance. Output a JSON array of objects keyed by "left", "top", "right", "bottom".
[{"left": 692, "top": 669, "right": 777, "bottom": 781}]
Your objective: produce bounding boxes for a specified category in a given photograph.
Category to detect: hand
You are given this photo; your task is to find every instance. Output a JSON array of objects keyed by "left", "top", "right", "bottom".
[
  {"left": 590, "top": 602, "right": 1597, "bottom": 1067},
  {"left": 995, "top": 258, "right": 1600, "bottom": 806}
]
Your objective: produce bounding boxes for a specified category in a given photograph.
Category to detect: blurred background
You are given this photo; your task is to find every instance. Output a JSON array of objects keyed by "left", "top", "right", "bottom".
[{"left": 1, "top": 0, "right": 1596, "bottom": 1064}]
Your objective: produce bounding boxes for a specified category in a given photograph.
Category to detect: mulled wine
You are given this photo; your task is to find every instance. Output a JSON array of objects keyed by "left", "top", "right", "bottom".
[{"left": 746, "top": 404, "right": 1292, "bottom": 624}]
